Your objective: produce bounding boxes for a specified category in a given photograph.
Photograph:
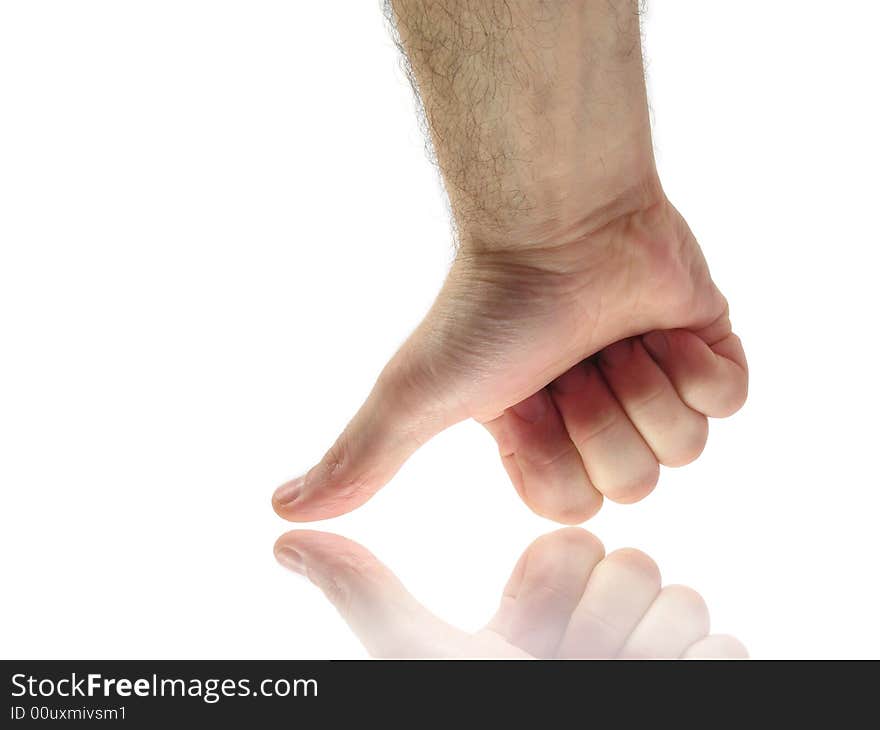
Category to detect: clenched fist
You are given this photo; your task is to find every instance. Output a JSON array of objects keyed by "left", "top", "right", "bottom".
[{"left": 273, "top": 0, "right": 747, "bottom": 523}]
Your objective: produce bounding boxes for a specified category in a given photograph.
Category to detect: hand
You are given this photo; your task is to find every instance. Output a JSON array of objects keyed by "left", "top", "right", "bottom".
[
  {"left": 273, "top": 198, "right": 747, "bottom": 523},
  {"left": 272, "top": 0, "right": 748, "bottom": 523},
  {"left": 274, "top": 527, "right": 747, "bottom": 659}
]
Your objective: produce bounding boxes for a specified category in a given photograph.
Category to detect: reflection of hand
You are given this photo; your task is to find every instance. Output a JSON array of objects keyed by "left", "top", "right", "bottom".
[{"left": 274, "top": 529, "right": 746, "bottom": 659}]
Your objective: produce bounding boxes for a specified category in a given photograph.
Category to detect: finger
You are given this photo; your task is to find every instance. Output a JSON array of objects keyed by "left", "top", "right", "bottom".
[
  {"left": 598, "top": 338, "right": 709, "bottom": 467},
  {"left": 556, "top": 548, "right": 661, "bottom": 658},
  {"left": 682, "top": 634, "right": 749, "bottom": 659},
  {"left": 272, "top": 344, "right": 457, "bottom": 522},
  {"left": 549, "top": 360, "right": 659, "bottom": 504},
  {"left": 274, "top": 530, "right": 468, "bottom": 657},
  {"left": 485, "top": 390, "right": 603, "bottom": 524},
  {"left": 486, "top": 527, "right": 605, "bottom": 657},
  {"left": 641, "top": 328, "right": 748, "bottom": 418},
  {"left": 617, "top": 585, "right": 710, "bottom": 659}
]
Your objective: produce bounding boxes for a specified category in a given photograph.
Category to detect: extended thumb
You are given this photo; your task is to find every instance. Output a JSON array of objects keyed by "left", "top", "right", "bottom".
[{"left": 272, "top": 343, "right": 458, "bottom": 521}]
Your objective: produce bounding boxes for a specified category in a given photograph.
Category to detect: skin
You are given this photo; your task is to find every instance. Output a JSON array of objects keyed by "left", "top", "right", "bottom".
[
  {"left": 273, "top": 0, "right": 747, "bottom": 523},
  {"left": 274, "top": 527, "right": 748, "bottom": 659}
]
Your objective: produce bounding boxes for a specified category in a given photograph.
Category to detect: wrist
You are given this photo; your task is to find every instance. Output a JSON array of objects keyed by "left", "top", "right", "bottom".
[{"left": 454, "top": 163, "right": 666, "bottom": 256}]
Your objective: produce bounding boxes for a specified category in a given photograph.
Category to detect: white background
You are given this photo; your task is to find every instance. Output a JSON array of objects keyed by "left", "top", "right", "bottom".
[{"left": 1, "top": 1, "right": 878, "bottom": 659}]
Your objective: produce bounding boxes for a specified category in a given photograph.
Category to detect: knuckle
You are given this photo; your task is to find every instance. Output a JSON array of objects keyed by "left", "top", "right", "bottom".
[
  {"left": 545, "top": 495, "right": 603, "bottom": 525},
  {"left": 604, "top": 462, "right": 659, "bottom": 504},
  {"left": 603, "top": 548, "right": 661, "bottom": 587},
  {"left": 661, "top": 417, "right": 709, "bottom": 467},
  {"left": 318, "top": 436, "right": 369, "bottom": 499},
  {"left": 660, "top": 585, "right": 710, "bottom": 628}
]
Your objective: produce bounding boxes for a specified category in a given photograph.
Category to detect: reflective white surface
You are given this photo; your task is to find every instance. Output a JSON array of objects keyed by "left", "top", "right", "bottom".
[{"left": 1, "top": 1, "right": 878, "bottom": 658}]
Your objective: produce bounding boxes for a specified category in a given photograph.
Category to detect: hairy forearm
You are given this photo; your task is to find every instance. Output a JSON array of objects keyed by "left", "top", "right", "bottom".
[{"left": 388, "top": 0, "right": 662, "bottom": 250}]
